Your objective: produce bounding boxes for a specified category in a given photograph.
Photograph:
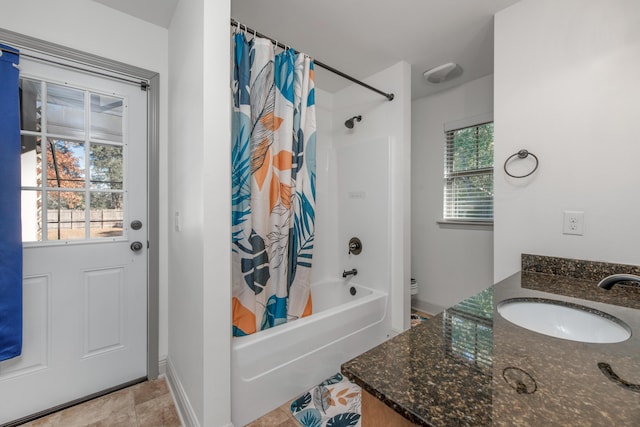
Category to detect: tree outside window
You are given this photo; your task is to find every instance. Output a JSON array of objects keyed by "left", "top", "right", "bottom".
[{"left": 444, "top": 122, "right": 494, "bottom": 222}]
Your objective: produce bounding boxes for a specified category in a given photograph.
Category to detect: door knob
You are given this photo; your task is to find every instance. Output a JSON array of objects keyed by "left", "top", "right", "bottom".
[{"left": 130, "top": 241, "right": 144, "bottom": 252}]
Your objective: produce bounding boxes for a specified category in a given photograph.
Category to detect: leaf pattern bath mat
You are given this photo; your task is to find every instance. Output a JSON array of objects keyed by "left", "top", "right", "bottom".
[{"left": 290, "top": 373, "right": 361, "bottom": 427}]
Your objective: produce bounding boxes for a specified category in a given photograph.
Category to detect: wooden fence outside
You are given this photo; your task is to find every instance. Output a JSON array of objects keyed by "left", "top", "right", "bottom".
[{"left": 47, "top": 209, "right": 123, "bottom": 229}]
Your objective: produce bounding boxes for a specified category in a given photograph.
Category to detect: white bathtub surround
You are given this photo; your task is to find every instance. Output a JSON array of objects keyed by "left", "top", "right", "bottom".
[
  {"left": 336, "top": 137, "right": 391, "bottom": 299},
  {"left": 231, "top": 280, "right": 388, "bottom": 426},
  {"left": 328, "top": 61, "right": 412, "bottom": 333}
]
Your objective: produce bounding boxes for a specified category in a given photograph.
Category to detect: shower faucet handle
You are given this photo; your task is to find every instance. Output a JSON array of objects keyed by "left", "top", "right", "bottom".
[{"left": 348, "top": 237, "right": 362, "bottom": 255}]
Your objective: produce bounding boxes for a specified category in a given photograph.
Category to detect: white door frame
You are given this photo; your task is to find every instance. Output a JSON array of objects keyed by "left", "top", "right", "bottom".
[{"left": 0, "top": 28, "right": 160, "bottom": 380}]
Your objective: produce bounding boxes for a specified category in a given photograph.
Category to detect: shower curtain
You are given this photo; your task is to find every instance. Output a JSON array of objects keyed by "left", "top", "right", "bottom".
[
  {"left": 0, "top": 44, "right": 22, "bottom": 361},
  {"left": 231, "top": 32, "right": 317, "bottom": 336}
]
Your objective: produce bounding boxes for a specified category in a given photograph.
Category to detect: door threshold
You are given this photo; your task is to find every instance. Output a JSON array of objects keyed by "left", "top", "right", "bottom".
[{"left": 1, "top": 377, "right": 147, "bottom": 427}]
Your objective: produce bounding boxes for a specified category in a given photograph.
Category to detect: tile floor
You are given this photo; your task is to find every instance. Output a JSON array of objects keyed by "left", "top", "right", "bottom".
[
  {"left": 19, "top": 378, "right": 181, "bottom": 427},
  {"left": 245, "top": 399, "right": 299, "bottom": 427}
]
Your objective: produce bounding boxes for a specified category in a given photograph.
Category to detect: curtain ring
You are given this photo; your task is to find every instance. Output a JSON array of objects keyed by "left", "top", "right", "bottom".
[{"left": 504, "top": 149, "right": 539, "bottom": 178}]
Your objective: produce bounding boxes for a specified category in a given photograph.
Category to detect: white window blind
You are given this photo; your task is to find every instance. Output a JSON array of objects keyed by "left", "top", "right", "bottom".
[{"left": 443, "top": 121, "right": 494, "bottom": 222}]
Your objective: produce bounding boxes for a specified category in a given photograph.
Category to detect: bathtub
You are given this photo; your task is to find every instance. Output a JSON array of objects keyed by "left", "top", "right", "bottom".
[{"left": 231, "top": 280, "right": 389, "bottom": 426}]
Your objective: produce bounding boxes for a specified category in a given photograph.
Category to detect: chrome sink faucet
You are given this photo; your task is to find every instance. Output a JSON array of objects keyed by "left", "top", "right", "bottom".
[
  {"left": 343, "top": 269, "right": 358, "bottom": 278},
  {"left": 597, "top": 274, "right": 640, "bottom": 290}
]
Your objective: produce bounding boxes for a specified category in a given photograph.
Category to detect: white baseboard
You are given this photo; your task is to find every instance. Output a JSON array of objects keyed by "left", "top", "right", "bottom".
[
  {"left": 411, "top": 299, "right": 445, "bottom": 316},
  {"left": 165, "top": 357, "right": 199, "bottom": 427},
  {"left": 162, "top": 357, "right": 235, "bottom": 427},
  {"left": 158, "top": 356, "right": 168, "bottom": 377}
]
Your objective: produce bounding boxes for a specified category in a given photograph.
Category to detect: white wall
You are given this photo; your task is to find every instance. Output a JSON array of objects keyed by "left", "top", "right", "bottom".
[
  {"left": 494, "top": 0, "right": 640, "bottom": 281},
  {"left": 167, "top": 0, "right": 231, "bottom": 426},
  {"left": 201, "top": 0, "right": 232, "bottom": 424},
  {"left": 411, "top": 75, "right": 494, "bottom": 313},
  {"left": 332, "top": 61, "right": 412, "bottom": 333},
  {"left": 0, "top": 0, "right": 170, "bottom": 374}
]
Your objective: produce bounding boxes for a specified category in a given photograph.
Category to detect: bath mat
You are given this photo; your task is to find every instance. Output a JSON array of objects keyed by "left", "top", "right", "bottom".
[
  {"left": 290, "top": 373, "right": 361, "bottom": 427},
  {"left": 411, "top": 310, "right": 430, "bottom": 327}
]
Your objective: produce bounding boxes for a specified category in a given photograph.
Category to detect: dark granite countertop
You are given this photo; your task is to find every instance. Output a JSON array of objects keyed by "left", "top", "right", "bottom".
[{"left": 341, "top": 255, "right": 640, "bottom": 426}]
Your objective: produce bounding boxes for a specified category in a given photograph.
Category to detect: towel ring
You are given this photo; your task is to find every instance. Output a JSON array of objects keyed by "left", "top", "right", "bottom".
[{"left": 504, "top": 149, "right": 539, "bottom": 178}]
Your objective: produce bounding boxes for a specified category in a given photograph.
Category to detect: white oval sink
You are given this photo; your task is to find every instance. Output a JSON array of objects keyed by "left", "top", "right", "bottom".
[{"left": 497, "top": 298, "right": 631, "bottom": 343}]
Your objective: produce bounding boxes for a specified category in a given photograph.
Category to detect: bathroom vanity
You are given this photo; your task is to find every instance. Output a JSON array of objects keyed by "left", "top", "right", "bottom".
[{"left": 341, "top": 255, "right": 640, "bottom": 426}]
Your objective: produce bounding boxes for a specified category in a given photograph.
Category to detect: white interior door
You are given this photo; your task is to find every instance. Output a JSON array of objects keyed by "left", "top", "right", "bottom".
[{"left": 0, "top": 58, "right": 148, "bottom": 424}]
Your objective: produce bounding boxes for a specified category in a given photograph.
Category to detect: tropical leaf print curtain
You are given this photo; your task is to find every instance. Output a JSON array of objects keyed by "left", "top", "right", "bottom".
[{"left": 231, "top": 32, "right": 316, "bottom": 336}]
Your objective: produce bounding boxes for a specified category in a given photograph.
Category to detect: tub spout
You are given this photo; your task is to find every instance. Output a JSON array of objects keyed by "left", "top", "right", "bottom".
[
  {"left": 342, "top": 269, "right": 358, "bottom": 278},
  {"left": 597, "top": 274, "right": 640, "bottom": 290}
]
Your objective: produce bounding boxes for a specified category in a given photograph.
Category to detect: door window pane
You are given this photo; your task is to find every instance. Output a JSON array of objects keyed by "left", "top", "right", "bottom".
[
  {"left": 90, "top": 192, "right": 123, "bottom": 238},
  {"left": 450, "top": 125, "right": 494, "bottom": 172},
  {"left": 46, "top": 83, "right": 85, "bottom": 138},
  {"left": 91, "top": 93, "right": 123, "bottom": 142},
  {"left": 21, "top": 190, "right": 42, "bottom": 242},
  {"left": 20, "top": 78, "right": 42, "bottom": 132},
  {"left": 47, "top": 138, "right": 85, "bottom": 189},
  {"left": 90, "top": 144, "right": 123, "bottom": 189},
  {"left": 21, "top": 135, "right": 41, "bottom": 187},
  {"left": 47, "top": 191, "right": 86, "bottom": 240}
]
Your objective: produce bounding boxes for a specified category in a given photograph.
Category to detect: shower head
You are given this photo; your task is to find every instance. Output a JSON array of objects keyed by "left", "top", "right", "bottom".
[{"left": 345, "top": 115, "right": 362, "bottom": 129}]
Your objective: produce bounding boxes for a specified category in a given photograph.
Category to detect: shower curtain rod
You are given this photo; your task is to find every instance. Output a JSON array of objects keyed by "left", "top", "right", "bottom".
[{"left": 230, "top": 18, "right": 395, "bottom": 101}]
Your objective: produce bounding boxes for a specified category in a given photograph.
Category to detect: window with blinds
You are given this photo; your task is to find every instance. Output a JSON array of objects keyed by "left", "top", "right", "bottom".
[{"left": 443, "top": 121, "right": 494, "bottom": 222}]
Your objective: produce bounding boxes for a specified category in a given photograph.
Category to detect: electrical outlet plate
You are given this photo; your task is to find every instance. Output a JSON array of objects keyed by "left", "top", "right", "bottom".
[{"left": 563, "top": 211, "right": 584, "bottom": 235}]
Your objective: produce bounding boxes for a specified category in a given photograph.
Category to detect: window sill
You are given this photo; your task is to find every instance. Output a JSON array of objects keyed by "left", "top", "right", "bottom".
[{"left": 437, "top": 220, "right": 494, "bottom": 230}]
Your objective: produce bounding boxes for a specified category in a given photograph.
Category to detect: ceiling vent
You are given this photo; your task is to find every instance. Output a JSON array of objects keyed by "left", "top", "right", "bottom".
[{"left": 423, "top": 62, "right": 463, "bottom": 84}]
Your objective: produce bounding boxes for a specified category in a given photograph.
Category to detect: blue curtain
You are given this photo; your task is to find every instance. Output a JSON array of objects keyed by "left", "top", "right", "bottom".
[{"left": 0, "top": 44, "right": 22, "bottom": 362}]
